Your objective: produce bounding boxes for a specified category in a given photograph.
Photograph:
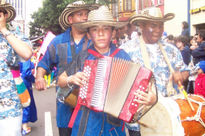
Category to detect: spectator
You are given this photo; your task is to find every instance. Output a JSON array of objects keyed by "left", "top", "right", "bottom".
[
  {"left": 191, "top": 30, "right": 205, "bottom": 65},
  {"left": 181, "top": 21, "right": 189, "bottom": 38},
  {"left": 165, "top": 34, "right": 175, "bottom": 44},
  {"left": 20, "top": 60, "right": 37, "bottom": 135},
  {"left": 175, "top": 35, "right": 191, "bottom": 65},
  {"left": 194, "top": 61, "right": 205, "bottom": 98}
]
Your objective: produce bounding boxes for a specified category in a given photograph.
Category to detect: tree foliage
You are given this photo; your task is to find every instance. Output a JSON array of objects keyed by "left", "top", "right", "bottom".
[{"left": 29, "top": 0, "right": 117, "bottom": 38}]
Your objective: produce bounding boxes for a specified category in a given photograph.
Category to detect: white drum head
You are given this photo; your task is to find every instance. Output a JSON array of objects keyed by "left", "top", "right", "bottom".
[{"left": 139, "top": 94, "right": 184, "bottom": 136}]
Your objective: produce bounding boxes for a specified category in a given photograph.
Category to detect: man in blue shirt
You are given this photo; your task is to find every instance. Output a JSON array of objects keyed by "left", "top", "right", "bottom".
[{"left": 35, "top": 1, "right": 98, "bottom": 136}]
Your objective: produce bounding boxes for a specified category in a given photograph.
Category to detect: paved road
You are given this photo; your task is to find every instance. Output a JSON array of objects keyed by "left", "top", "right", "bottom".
[
  {"left": 28, "top": 86, "right": 129, "bottom": 136},
  {"left": 28, "top": 86, "right": 58, "bottom": 136}
]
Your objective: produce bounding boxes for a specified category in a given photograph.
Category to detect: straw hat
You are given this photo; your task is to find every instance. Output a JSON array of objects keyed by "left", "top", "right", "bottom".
[
  {"left": 0, "top": 0, "right": 16, "bottom": 22},
  {"left": 73, "top": 6, "right": 128, "bottom": 31},
  {"left": 130, "top": 7, "right": 174, "bottom": 26},
  {"left": 59, "top": 0, "right": 99, "bottom": 30}
]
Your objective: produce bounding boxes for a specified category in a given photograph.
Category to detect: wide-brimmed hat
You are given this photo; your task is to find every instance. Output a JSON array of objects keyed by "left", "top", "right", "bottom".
[
  {"left": 73, "top": 6, "right": 128, "bottom": 31},
  {"left": 0, "top": 0, "right": 16, "bottom": 22},
  {"left": 59, "top": 0, "right": 99, "bottom": 30},
  {"left": 130, "top": 7, "right": 175, "bottom": 26}
]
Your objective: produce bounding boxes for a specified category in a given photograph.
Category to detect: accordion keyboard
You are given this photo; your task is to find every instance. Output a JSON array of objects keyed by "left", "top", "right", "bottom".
[
  {"left": 79, "top": 65, "right": 91, "bottom": 99},
  {"left": 91, "top": 58, "right": 108, "bottom": 108}
]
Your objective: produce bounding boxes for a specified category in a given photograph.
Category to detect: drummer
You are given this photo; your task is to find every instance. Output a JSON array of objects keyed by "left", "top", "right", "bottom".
[
  {"left": 57, "top": 6, "right": 157, "bottom": 136},
  {"left": 120, "top": 7, "right": 189, "bottom": 136}
]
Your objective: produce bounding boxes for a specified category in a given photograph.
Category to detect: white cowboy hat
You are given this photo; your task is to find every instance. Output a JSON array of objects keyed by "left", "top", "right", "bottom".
[
  {"left": 59, "top": 0, "right": 99, "bottom": 30},
  {"left": 73, "top": 6, "right": 128, "bottom": 31},
  {"left": 0, "top": 0, "right": 16, "bottom": 22},
  {"left": 130, "top": 7, "right": 175, "bottom": 26}
]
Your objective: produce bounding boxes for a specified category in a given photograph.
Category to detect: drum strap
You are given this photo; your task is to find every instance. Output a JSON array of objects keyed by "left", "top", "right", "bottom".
[{"left": 139, "top": 37, "right": 177, "bottom": 96}]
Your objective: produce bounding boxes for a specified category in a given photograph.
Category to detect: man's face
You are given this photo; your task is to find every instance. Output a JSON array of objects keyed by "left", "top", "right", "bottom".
[
  {"left": 88, "top": 25, "right": 113, "bottom": 53},
  {"left": 140, "top": 21, "right": 164, "bottom": 44},
  {"left": 68, "top": 9, "right": 89, "bottom": 24}
]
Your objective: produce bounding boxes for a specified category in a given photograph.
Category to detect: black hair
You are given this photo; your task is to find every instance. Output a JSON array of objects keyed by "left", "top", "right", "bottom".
[
  {"left": 197, "top": 30, "right": 205, "bottom": 41},
  {"left": 175, "top": 35, "right": 188, "bottom": 45},
  {"left": 182, "top": 21, "right": 189, "bottom": 29},
  {"left": 166, "top": 34, "right": 174, "bottom": 40}
]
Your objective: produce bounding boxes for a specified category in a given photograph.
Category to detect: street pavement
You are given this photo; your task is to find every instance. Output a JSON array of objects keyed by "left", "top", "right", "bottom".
[
  {"left": 27, "top": 86, "right": 129, "bottom": 136},
  {"left": 28, "top": 86, "right": 58, "bottom": 136}
]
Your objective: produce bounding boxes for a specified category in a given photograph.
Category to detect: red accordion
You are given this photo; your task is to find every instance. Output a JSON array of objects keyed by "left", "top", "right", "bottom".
[{"left": 78, "top": 56, "right": 154, "bottom": 122}]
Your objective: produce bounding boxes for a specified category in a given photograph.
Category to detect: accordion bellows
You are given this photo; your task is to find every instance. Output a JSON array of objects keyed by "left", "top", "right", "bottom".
[{"left": 78, "top": 56, "right": 153, "bottom": 122}]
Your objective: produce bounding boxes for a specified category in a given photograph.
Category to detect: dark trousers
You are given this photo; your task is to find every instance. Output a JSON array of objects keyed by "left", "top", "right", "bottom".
[
  {"left": 128, "top": 130, "right": 141, "bottom": 136},
  {"left": 59, "top": 128, "right": 72, "bottom": 136}
]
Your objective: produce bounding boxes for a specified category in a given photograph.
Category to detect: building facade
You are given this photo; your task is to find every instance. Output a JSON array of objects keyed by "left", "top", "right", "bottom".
[
  {"left": 190, "top": 0, "right": 205, "bottom": 35},
  {"left": 110, "top": 0, "right": 205, "bottom": 37}
]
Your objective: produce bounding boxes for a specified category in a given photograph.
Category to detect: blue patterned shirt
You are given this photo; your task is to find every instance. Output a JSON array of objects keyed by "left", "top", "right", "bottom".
[
  {"left": 0, "top": 31, "right": 30, "bottom": 119},
  {"left": 120, "top": 38, "right": 189, "bottom": 97}
]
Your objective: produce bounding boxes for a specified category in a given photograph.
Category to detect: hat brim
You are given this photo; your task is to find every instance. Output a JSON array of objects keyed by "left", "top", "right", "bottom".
[
  {"left": 0, "top": 4, "right": 16, "bottom": 22},
  {"left": 73, "top": 21, "right": 128, "bottom": 32},
  {"left": 130, "top": 13, "right": 175, "bottom": 25},
  {"left": 59, "top": 4, "right": 99, "bottom": 30}
]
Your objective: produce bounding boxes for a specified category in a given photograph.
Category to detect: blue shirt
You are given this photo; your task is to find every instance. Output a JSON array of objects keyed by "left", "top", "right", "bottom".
[
  {"left": 70, "top": 44, "right": 130, "bottom": 136},
  {"left": 37, "top": 27, "right": 91, "bottom": 127},
  {"left": 181, "top": 45, "right": 191, "bottom": 65},
  {"left": 192, "top": 41, "right": 205, "bottom": 65},
  {"left": 0, "top": 31, "right": 30, "bottom": 119}
]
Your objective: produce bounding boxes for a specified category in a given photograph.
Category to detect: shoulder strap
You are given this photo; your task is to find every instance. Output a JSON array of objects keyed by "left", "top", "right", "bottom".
[
  {"left": 110, "top": 48, "right": 120, "bottom": 57},
  {"left": 158, "top": 42, "right": 174, "bottom": 73},
  {"left": 87, "top": 49, "right": 103, "bottom": 58},
  {"left": 139, "top": 36, "right": 151, "bottom": 69},
  {"left": 87, "top": 48, "right": 121, "bottom": 58}
]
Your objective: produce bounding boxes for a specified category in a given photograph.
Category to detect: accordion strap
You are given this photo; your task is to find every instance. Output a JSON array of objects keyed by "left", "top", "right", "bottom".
[
  {"left": 68, "top": 103, "right": 81, "bottom": 128},
  {"left": 87, "top": 48, "right": 121, "bottom": 58}
]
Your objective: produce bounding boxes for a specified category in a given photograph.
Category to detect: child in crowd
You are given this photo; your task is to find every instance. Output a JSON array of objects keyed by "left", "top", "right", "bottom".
[{"left": 194, "top": 61, "right": 205, "bottom": 98}]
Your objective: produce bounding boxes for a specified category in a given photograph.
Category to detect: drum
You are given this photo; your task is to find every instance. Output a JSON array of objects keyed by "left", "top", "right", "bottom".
[
  {"left": 139, "top": 94, "right": 205, "bottom": 136},
  {"left": 175, "top": 94, "right": 205, "bottom": 136},
  {"left": 139, "top": 94, "right": 184, "bottom": 136}
]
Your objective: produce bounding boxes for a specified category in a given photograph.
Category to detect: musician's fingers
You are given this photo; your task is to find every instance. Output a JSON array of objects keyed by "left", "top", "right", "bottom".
[
  {"left": 136, "top": 90, "right": 147, "bottom": 97},
  {"left": 134, "top": 90, "right": 147, "bottom": 101},
  {"left": 134, "top": 89, "right": 156, "bottom": 106},
  {"left": 134, "top": 98, "right": 147, "bottom": 105},
  {"left": 76, "top": 72, "right": 88, "bottom": 82}
]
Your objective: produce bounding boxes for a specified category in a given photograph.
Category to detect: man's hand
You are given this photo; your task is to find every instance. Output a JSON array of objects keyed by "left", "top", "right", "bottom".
[
  {"left": 134, "top": 82, "right": 157, "bottom": 106},
  {"left": 171, "top": 71, "right": 189, "bottom": 85},
  {"left": 67, "top": 72, "right": 88, "bottom": 87},
  {"left": 35, "top": 77, "right": 47, "bottom": 90}
]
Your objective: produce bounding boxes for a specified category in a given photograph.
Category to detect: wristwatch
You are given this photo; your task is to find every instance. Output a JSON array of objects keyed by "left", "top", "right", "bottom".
[{"left": 3, "top": 31, "right": 12, "bottom": 38}]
